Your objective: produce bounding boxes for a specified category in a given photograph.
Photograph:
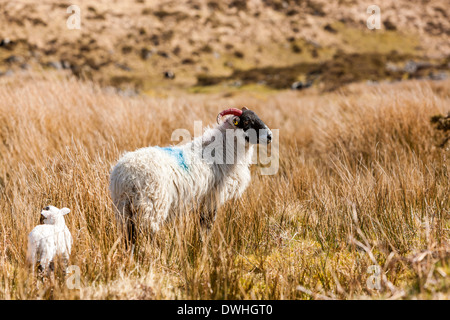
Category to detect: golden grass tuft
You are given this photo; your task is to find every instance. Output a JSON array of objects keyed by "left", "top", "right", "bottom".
[{"left": 0, "top": 73, "right": 449, "bottom": 299}]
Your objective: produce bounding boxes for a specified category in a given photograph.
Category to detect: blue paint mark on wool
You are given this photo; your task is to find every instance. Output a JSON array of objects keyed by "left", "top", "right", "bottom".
[{"left": 156, "top": 147, "right": 189, "bottom": 171}]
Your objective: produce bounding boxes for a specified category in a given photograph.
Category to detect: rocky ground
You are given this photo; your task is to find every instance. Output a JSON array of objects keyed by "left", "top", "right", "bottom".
[{"left": 0, "top": 0, "right": 449, "bottom": 94}]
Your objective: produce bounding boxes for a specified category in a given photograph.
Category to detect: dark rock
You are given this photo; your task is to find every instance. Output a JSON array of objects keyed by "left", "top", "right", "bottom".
[
  {"left": 324, "top": 24, "right": 337, "bottom": 33},
  {"left": 157, "top": 51, "right": 169, "bottom": 58},
  {"left": 429, "top": 72, "right": 447, "bottom": 81},
  {"left": 61, "top": 60, "right": 71, "bottom": 69},
  {"left": 385, "top": 62, "right": 399, "bottom": 72},
  {"left": 403, "top": 60, "right": 432, "bottom": 74},
  {"left": 292, "top": 44, "right": 302, "bottom": 53},
  {"left": 31, "top": 17, "right": 47, "bottom": 26},
  {"left": 164, "top": 71, "right": 175, "bottom": 79},
  {"left": 234, "top": 51, "right": 244, "bottom": 58},
  {"left": 47, "top": 61, "right": 62, "bottom": 69},
  {"left": 115, "top": 63, "right": 132, "bottom": 71},
  {"left": 4, "top": 55, "right": 23, "bottom": 64},
  {"left": 228, "top": 0, "right": 246, "bottom": 10},
  {"left": 0, "top": 69, "right": 14, "bottom": 77},
  {"left": 306, "top": 40, "right": 321, "bottom": 48},
  {"left": 140, "top": 48, "right": 153, "bottom": 60},
  {"left": 172, "top": 46, "right": 181, "bottom": 56},
  {"left": 383, "top": 20, "right": 397, "bottom": 31},
  {"left": 0, "top": 38, "right": 13, "bottom": 50},
  {"left": 0, "top": 38, "right": 11, "bottom": 47},
  {"left": 182, "top": 58, "right": 195, "bottom": 65},
  {"left": 207, "top": 1, "right": 220, "bottom": 11},
  {"left": 224, "top": 61, "right": 233, "bottom": 68},
  {"left": 117, "top": 88, "right": 139, "bottom": 97},
  {"left": 200, "top": 45, "right": 213, "bottom": 53},
  {"left": 20, "top": 63, "right": 31, "bottom": 70},
  {"left": 149, "top": 35, "right": 160, "bottom": 46},
  {"left": 121, "top": 46, "right": 133, "bottom": 54},
  {"left": 291, "top": 81, "right": 312, "bottom": 90}
]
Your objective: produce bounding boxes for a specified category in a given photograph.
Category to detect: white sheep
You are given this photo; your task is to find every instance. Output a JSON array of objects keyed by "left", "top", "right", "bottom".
[
  {"left": 110, "top": 107, "right": 272, "bottom": 242},
  {"left": 27, "top": 206, "right": 72, "bottom": 272}
]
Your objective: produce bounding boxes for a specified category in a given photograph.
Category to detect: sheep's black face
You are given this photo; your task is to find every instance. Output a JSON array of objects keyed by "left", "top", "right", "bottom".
[
  {"left": 234, "top": 109, "right": 272, "bottom": 144},
  {"left": 39, "top": 205, "right": 70, "bottom": 225}
]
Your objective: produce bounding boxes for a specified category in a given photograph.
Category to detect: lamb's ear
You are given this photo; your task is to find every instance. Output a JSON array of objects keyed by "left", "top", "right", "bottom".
[
  {"left": 242, "top": 106, "right": 249, "bottom": 111},
  {"left": 59, "top": 208, "right": 70, "bottom": 215}
]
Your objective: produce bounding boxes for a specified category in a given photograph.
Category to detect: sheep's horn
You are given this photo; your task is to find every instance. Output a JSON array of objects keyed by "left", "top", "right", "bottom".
[{"left": 217, "top": 108, "right": 243, "bottom": 124}]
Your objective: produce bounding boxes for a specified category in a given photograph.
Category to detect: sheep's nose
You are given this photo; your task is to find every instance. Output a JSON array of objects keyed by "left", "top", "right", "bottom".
[
  {"left": 43, "top": 206, "right": 50, "bottom": 211},
  {"left": 266, "top": 129, "right": 272, "bottom": 142}
]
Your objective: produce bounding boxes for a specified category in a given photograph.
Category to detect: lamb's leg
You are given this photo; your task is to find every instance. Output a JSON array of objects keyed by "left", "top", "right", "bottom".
[{"left": 38, "top": 258, "right": 52, "bottom": 277}]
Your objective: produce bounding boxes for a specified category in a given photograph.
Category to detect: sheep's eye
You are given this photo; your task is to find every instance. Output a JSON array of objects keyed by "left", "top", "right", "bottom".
[
  {"left": 43, "top": 206, "right": 50, "bottom": 211},
  {"left": 244, "top": 121, "right": 249, "bottom": 126},
  {"left": 233, "top": 119, "right": 239, "bottom": 126}
]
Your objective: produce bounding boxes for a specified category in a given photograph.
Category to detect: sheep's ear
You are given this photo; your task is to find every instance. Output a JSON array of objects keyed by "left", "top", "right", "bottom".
[
  {"left": 242, "top": 106, "right": 249, "bottom": 111},
  {"left": 60, "top": 208, "right": 70, "bottom": 215}
]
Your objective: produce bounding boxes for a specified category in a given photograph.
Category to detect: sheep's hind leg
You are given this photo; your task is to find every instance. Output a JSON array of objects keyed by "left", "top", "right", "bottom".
[
  {"left": 138, "top": 192, "right": 171, "bottom": 236},
  {"left": 114, "top": 199, "right": 137, "bottom": 250},
  {"left": 126, "top": 216, "right": 137, "bottom": 250}
]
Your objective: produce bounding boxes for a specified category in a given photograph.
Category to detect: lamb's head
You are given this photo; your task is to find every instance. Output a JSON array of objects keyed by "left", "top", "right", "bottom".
[
  {"left": 217, "top": 107, "right": 272, "bottom": 144},
  {"left": 40, "top": 205, "right": 70, "bottom": 225}
]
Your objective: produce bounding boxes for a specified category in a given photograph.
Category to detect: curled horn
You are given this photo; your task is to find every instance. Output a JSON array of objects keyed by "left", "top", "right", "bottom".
[{"left": 216, "top": 108, "right": 243, "bottom": 124}]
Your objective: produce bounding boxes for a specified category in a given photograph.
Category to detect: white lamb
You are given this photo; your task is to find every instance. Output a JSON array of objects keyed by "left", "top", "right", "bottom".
[
  {"left": 27, "top": 206, "right": 72, "bottom": 272},
  {"left": 110, "top": 107, "right": 272, "bottom": 243}
]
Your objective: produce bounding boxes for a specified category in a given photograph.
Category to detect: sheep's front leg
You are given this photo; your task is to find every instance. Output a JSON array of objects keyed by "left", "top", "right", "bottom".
[{"left": 200, "top": 207, "right": 217, "bottom": 232}]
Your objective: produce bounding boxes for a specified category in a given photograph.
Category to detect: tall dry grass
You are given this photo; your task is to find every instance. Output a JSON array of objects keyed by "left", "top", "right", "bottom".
[{"left": 0, "top": 73, "right": 449, "bottom": 299}]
